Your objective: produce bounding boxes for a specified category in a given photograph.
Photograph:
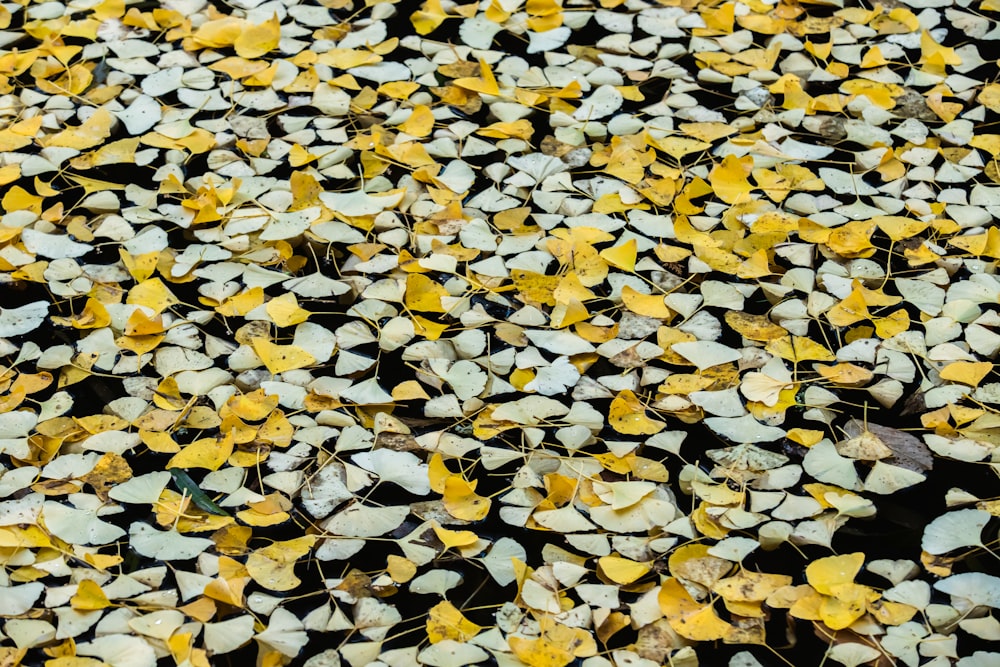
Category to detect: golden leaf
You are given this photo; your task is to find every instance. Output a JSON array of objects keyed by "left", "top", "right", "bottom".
[
  {"left": 609, "top": 390, "right": 666, "bottom": 435},
  {"left": 426, "top": 600, "right": 482, "bottom": 643},
  {"left": 234, "top": 14, "right": 280, "bottom": 59},
  {"left": 251, "top": 338, "right": 317, "bottom": 375}
]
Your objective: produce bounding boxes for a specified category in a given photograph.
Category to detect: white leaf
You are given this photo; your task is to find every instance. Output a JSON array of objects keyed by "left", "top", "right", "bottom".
[
  {"left": 256, "top": 608, "right": 308, "bottom": 658},
  {"left": 524, "top": 356, "right": 581, "bottom": 396},
  {"left": 533, "top": 505, "right": 598, "bottom": 533},
  {"left": 863, "top": 461, "right": 925, "bottom": 495},
  {"left": 204, "top": 615, "right": 255, "bottom": 655},
  {"left": 43, "top": 501, "right": 126, "bottom": 545},
  {"left": 108, "top": 471, "right": 171, "bottom": 504},
  {"left": 409, "top": 569, "right": 463, "bottom": 596},
  {"left": 352, "top": 450, "right": 430, "bottom": 495},
  {"left": 671, "top": 341, "right": 741, "bottom": 371},
  {"left": 319, "top": 189, "right": 405, "bottom": 217},
  {"left": 115, "top": 94, "right": 161, "bottom": 135},
  {"left": 803, "top": 440, "right": 863, "bottom": 491},
  {"left": 935, "top": 572, "right": 1000, "bottom": 609},
  {"left": 340, "top": 378, "right": 394, "bottom": 405},
  {"left": 0, "top": 302, "right": 49, "bottom": 337},
  {"left": 527, "top": 26, "right": 571, "bottom": 54},
  {"left": 704, "top": 414, "right": 786, "bottom": 444},
  {"left": 322, "top": 504, "right": 409, "bottom": 537},
  {"left": 444, "top": 360, "right": 488, "bottom": 400},
  {"left": 459, "top": 16, "right": 503, "bottom": 49},
  {"left": 418, "top": 640, "right": 489, "bottom": 667},
  {"left": 128, "top": 522, "right": 213, "bottom": 560},
  {"left": 826, "top": 643, "right": 882, "bottom": 667},
  {"left": 479, "top": 537, "right": 527, "bottom": 586},
  {"left": 922, "top": 509, "right": 990, "bottom": 555},
  {"left": 301, "top": 465, "right": 353, "bottom": 519},
  {"left": 77, "top": 634, "right": 156, "bottom": 667},
  {"left": 491, "top": 396, "right": 569, "bottom": 424},
  {"left": 21, "top": 228, "right": 92, "bottom": 259},
  {"left": 524, "top": 330, "right": 596, "bottom": 355},
  {"left": 0, "top": 582, "right": 43, "bottom": 616}
]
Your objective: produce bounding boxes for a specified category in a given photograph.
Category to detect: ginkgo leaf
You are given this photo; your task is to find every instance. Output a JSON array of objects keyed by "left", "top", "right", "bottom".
[
  {"left": 609, "top": 390, "right": 666, "bottom": 435},
  {"left": 129, "top": 522, "right": 213, "bottom": 560},
  {"left": 246, "top": 535, "right": 317, "bottom": 591},
  {"left": 443, "top": 476, "right": 491, "bottom": 521},
  {"left": 922, "top": 509, "right": 991, "bottom": 555},
  {"left": 598, "top": 555, "right": 651, "bottom": 584},
  {"left": 426, "top": 601, "right": 482, "bottom": 643},
  {"left": 806, "top": 553, "right": 865, "bottom": 596},
  {"left": 658, "top": 578, "right": 733, "bottom": 641},
  {"left": 166, "top": 432, "right": 234, "bottom": 471},
  {"left": 0, "top": 301, "right": 49, "bottom": 337},
  {"left": 234, "top": 14, "right": 281, "bottom": 59},
  {"left": 251, "top": 338, "right": 316, "bottom": 375}
]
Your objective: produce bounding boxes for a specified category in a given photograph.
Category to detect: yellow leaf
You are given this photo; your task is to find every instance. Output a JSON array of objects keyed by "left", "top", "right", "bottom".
[
  {"left": 826, "top": 288, "right": 871, "bottom": 327},
  {"left": 806, "top": 553, "right": 865, "bottom": 596},
  {"left": 70, "top": 137, "right": 139, "bottom": 169},
  {"left": 939, "top": 361, "right": 993, "bottom": 387},
  {"left": 119, "top": 250, "right": 158, "bottom": 282},
  {"left": 411, "top": 0, "right": 449, "bottom": 35},
  {"left": 979, "top": 83, "right": 1000, "bottom": 113},
  {"left": 70, "top": 579, "right": 111, "bottom": 610},
  {"left": 387, "top": 555, "right": 417, "bottom": 583},
  {"left": 54, "top": 297, "right": 110, "bottom": 330},
  {"left": 392, "top": 380, "right": 431, "bottom": 401},
  {"left": 432, "top": 521, "right": 479, "bottom": 549},
  {"left": 405, "top": 273, "right": 449, "bottom": 313},
  {"left": 873, "top": 309, "right": 910, "bottom": 339},
  {"left": 609, "top": 390, "right": 665, "bottom": 435},
  {"left": 725, "top": 311, "right": 787, "bottom": 341},
  {"left": 251, "top": 338, "right": 316, "bottom": 374},
  {"left": 714, "top": 570, "right": 793, "bottom": 603},
  {"left": 166, "top": 431, "right": 235, "bottom": 471},
  {"left": 426, "top": 600, "right": 482, "bottom": 643},
  {"left": 217, "top": 286, "right": 265, "bottom": 317},
  {"left": 599, "top": 239, "right": 637, "bottom": 272},
  {"left": 815, "top": 363, "right": 873, "bottom": 386},
  {"left": 153, "top": 376, "right": 187, "bottom": 410},
  {"left": 226, "top": 389, "right": 279, "bottom": 421},
  {"left": 265, "top": 293, "right": 310, "bottom": 327},
  {"left": 454, "top": 59, "right": 500, "bottom": 96},
  {"left": 0, "top": 164, "right": 20, "bottom": 186},
  {"left": 412, "top": 315, "right": 449, "bottom": 339},
  {"left": 2, "top": 186, "right": 43, "bottom": 214},
  {"left": 125, "top": 309, "right": 165, "bottom": 336},
  {"left": 42, "top": 108, "right": 113, "bottom": 150},
  {"left": 820, "top": 583, "right": 877, "bottom": 629},
  {"left": 679, "top": 121, "right": 736, "bottom": 143},
  {"left": 126, "top": 278, "right": 179, "bottom": 314},
  {"left": 508, "top": 618, "right": 596, "bottom": 667},
  {"left": 399, "top": 104, "right": 435, "bottom": 137},
  {"left": 526, "top": 0, "right": 564, "bottom": 31},
  {"left": 192, "top": 16, "right": 243, "bottom": 49},
  {"left": 787, "top": 428, "right": 824, "bottom": 447},
  {"left": 658, "top": 578, "right": 733, "bottom": 641},
  {"left": 288, "top": 143, "right": 317, "bottom": 167},
  {"left": 827, "top": 220, "right": 877, "bottom": 257},
  {"left": 246, "top": 535, "right": 317, "bottom": 591},
  {"left": 766, "top": 336, "right": 836, "bottom": 363},
  {"left": 598, "top": 555, "right": 650, "bottom": 584},
  {"left": 621, "top": 285, "right": 673, "bottom": 319},
  {"left": 443, "top": 476, "right": 491, "bottom": 521},
  {"left": 234, "top": 13, "right": 281, "bottom": 59},
  {"left": 428, "top": 453, "right": 453, "bottom": 494}
]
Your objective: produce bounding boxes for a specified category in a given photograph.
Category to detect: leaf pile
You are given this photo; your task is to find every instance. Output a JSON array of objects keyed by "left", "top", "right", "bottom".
[{"left": 0, "top": 0, "right": 999, "bottom": 666}]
